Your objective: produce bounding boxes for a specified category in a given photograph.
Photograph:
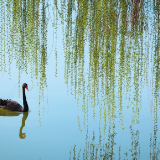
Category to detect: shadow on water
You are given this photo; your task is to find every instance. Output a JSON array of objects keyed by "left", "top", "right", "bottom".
[{"left": 0, "top": 108, "right": 29, "bottom": 139}]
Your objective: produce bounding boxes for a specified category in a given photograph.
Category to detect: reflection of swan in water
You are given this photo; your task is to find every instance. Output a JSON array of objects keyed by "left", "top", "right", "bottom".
[
  {"left": 0, "top": 108, "right": 21, "bottom": 116},
  {"left": 19, "top": 112, "right": 29, "bottom": 139},
  {"left": 0, "top": 108, "right": 29, "bottom": 139}
]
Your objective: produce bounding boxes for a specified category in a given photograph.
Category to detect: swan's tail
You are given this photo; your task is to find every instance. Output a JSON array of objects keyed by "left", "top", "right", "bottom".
[
  {"left": 0, "top": 99, "right": 3, "bottom": 107},
  {"left": 0, "top": 99, "right": 2, "bottom": 107},
  {"left": 0, "top": 99, "right": 6, "bottom": 107}
]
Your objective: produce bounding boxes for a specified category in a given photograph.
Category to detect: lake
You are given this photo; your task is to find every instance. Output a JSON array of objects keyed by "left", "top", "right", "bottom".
[{"left": 0, "top": 1, "right": 160, "bottom": 160}]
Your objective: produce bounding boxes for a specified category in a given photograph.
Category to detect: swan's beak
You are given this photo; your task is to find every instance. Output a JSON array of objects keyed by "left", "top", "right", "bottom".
[{"left": 26, "top": 86, "right": 29, "bottom": 91}]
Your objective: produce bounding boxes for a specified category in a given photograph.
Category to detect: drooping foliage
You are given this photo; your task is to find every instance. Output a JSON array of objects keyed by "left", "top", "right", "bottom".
[
  {"left": 0, "top": 0, "right": 48, "bottom": 103},
  {"left": 53, "top": 0, "right": 160, "bottom": 128}
]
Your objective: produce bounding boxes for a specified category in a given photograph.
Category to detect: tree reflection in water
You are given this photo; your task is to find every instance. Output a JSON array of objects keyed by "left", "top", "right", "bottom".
[{"left": 69, "top": 123, "right": 160, "bottom": 159}]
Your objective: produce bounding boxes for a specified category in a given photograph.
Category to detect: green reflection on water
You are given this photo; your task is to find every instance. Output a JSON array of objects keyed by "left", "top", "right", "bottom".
[
  {"left": 69, "top": 123, "right": 160, "bottom": 159},
  {"left": 0, "top": 108, "right": 29, "bottom": 139}
]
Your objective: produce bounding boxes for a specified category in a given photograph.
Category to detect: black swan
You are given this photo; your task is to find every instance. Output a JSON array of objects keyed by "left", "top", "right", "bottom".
[{"left": 0, "top": 83, "right": 29, "bottom": 112}]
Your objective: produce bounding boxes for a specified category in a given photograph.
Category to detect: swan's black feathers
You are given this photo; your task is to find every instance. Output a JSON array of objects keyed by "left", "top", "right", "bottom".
[
  {"left": 0, "top": 83, "right": 29, "bottom": 112},
  {"left": 0, "top": 99, "right": 23, "bottom": 112}
]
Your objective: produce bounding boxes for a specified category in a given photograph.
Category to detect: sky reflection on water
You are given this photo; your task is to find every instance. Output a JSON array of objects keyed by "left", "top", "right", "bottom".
[{"left": 0, "top": 2, "right": 160, "bottom": 160}]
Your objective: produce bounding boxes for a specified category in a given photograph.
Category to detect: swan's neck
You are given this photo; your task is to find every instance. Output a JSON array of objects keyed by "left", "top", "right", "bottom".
[{"left": 22, "top": 87, "right": 29, "bottom": 112}]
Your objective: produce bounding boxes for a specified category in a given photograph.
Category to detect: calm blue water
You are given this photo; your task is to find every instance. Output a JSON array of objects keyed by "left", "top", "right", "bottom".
[
  {"left": 0, "top": 69, "right": 159, "bottom": 159},
  {"left": 0, "top": 5, "right": 160, "bottom": 160}
]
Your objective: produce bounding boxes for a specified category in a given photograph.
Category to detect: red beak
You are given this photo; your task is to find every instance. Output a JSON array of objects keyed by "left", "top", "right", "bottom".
[{"left": 26, "top": 86, "right": 29, "bottom": 91}]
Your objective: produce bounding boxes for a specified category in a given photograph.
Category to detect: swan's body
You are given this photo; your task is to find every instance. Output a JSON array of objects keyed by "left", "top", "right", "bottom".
[{"left": 0, "top": 83, "right": 29, "bottom": 112}]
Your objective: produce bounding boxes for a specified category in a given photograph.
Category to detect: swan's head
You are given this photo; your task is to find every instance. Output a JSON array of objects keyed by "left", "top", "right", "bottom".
[{"left": 22, "top": 83, "right": 29, "bottom": 91}]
